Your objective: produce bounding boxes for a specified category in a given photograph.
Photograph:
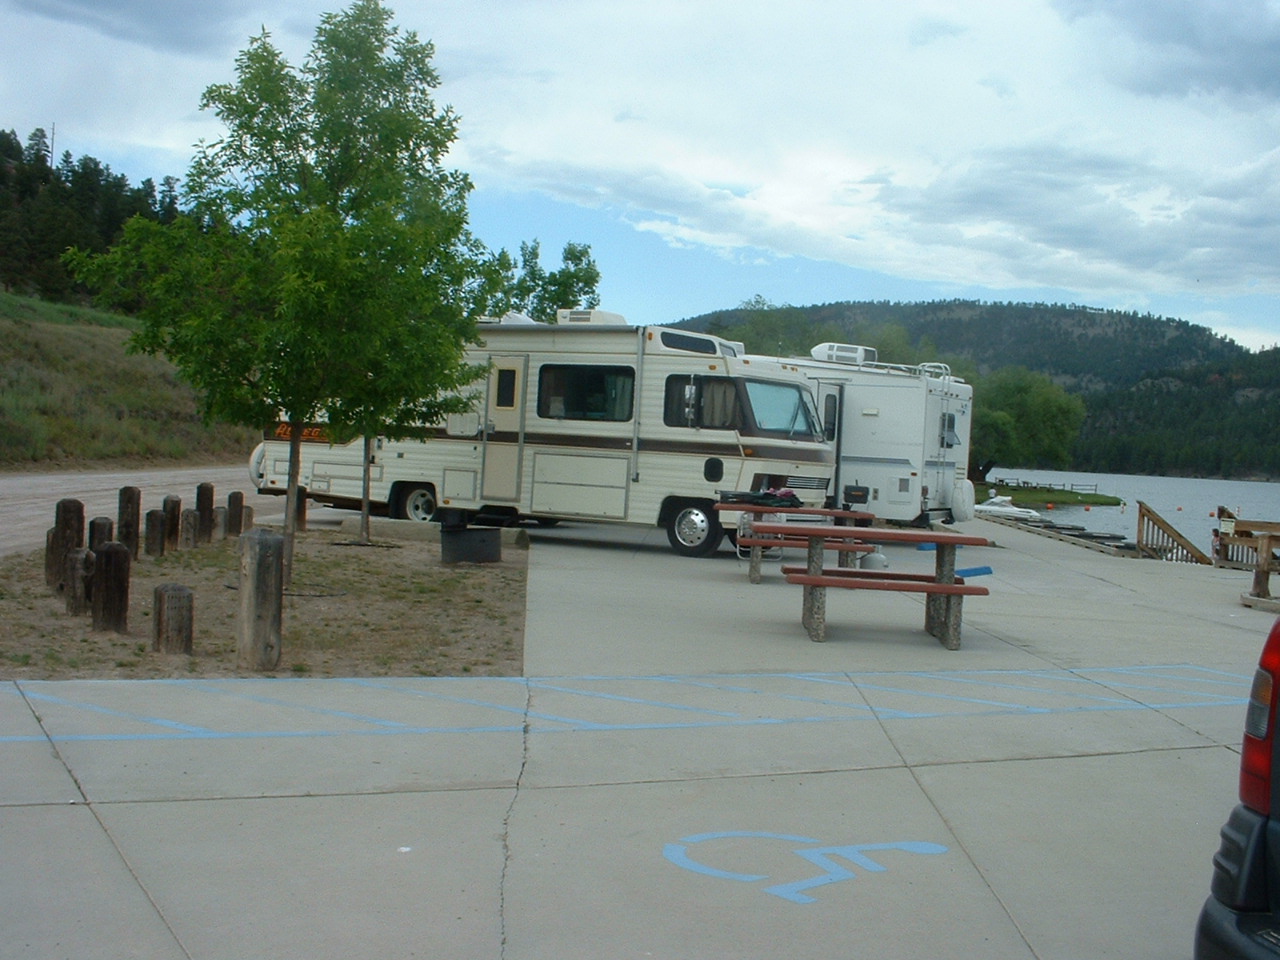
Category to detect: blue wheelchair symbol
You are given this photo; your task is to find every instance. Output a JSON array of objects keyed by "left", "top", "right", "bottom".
[{"left": 663, "top": 831, "right": 948, "bottom": 904}]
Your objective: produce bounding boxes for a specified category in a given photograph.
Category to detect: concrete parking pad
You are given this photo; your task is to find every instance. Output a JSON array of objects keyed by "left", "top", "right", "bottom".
[{"left": 1, "top": 518, "right": 1268, "bottom": 958}]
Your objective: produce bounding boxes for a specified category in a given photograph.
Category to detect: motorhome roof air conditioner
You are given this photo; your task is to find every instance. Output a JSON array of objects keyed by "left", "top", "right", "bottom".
[
  {"left": 810, "top": 342, "right": 877, "bottom": 366},
  {"left": 556, "top": 309, "right": 629, "bottom": 325}
]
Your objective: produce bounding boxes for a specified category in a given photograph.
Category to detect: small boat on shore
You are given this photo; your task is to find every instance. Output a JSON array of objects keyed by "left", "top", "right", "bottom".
[{"left": 974, "top": 495, "right": 1043, "bottom": 522}]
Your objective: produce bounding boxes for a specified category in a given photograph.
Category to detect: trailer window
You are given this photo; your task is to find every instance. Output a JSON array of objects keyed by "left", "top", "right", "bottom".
[
  {"left": 823, "top": 394, "right": 839, "bottom": 442},
  {"left": 495, "top": 369, "right": 517, "bottom": 409},
  {"left": 941, "top": 412, "right": 960, "bottom": 448},
  {"left": 659, "top": 331, "right": 718, "bottom": 355},
  {"left": 664, "top": 376, "right": 742, "bottom": 429},
  {"left": 537, "top": 365, "right": 634, "bottom": 421}
]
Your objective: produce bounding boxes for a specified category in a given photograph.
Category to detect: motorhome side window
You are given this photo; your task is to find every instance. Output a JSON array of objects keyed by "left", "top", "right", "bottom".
[
  {"left": 941, "top": 412, "right": 960, "bottom": 448},
  {"left": 659, "top": 331, "right": 718, "bottom": 355},
  {"left": 663, "top": 376, "right": 742, "bottom": 429},
  {"left": 537, "top": 365, "right": 635, "bottom": 421}
]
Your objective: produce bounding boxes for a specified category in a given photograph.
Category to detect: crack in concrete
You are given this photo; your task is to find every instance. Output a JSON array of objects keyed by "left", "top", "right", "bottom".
[{"left": 498, "top": 677, "right": 532, "bottom": 959}]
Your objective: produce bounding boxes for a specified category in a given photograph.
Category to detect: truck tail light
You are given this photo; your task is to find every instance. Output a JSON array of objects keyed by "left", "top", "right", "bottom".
[{"left": 1240, "top": 619, "right": 1280, "bottom": 813}]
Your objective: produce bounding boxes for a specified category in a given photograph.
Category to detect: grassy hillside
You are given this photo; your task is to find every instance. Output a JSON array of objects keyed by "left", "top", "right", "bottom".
[{"left": 0, "top": 291, "right": 259, "bottom": 468}]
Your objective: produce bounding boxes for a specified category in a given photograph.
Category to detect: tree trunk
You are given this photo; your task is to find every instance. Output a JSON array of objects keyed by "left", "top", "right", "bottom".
[
  {"left": 359, "top": 434, "right": 374, "bottom": 544},
  {"left": 283, "top": 419, "right": 303, "bottom": 588}
]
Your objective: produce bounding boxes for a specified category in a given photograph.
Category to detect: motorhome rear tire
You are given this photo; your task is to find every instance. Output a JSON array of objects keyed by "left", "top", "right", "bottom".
[
  {"left": 396, "top": 485, "right": 437, "bottom": 522},
  {"left": 666, "top": 502, "right": 723, "bottom": 558}
]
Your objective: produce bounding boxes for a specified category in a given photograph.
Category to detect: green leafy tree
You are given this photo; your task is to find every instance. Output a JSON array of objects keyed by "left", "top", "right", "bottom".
[
  {"left": 498, "top": 239, "right": 600, "bottom": 323},
  {"left": 970, "top": 367, "right": 1086, "bottom": 473},
  {"left": 69, "top": 0, "right": 503, "bottom": 570}
]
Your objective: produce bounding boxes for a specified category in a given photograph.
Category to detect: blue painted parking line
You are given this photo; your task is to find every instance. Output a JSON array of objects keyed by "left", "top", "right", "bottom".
[
  {"left": 526, "top": 680, "right": 742, "bottom": 718},
  {"left": 664, "top": 831, "right": 949, "bottom": 904},
  {"left": 0, "top": 665, "right": 1249, "bottom": 744}
]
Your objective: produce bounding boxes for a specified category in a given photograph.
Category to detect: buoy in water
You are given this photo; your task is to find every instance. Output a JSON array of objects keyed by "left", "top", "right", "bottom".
[
  {"left": 1085, "top": 505, "right": 1091, "bottom": 511},
  {"left": 1046, "top": 503, "right": 1054, "bottom": 510}
]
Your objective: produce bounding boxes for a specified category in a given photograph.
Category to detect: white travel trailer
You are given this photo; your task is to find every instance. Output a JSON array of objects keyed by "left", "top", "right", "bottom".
[
  {"left": 782, "top": 343, "right": 976, "bottom": 525},
  {"left": 249, "top": 310, "right": 834, "bottom": 556}
]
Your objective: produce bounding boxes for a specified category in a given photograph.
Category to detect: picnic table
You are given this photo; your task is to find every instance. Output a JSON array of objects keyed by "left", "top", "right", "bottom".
[
  {"left": 714, "top": 503, "right": 875, "bottom": 583},
  {"left": 749, "top": 522, "right": 992, "bottom": 649}
]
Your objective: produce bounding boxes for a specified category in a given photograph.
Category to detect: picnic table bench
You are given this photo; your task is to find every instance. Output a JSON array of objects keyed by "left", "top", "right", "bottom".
[
  {"left": 714, "top": 503, "right": 875, "bottom": 583},
  {"left": 750, "top": 522, "right": 992, "bottom": 649}
]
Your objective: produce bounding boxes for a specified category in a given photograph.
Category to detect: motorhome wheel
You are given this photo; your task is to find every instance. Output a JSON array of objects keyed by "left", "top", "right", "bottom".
[
  {"left": 666, "top": 502, "right": 723, "bottom": 557},
  {"left": 397, "top": 485, "right": 437, "bottom": 522}
]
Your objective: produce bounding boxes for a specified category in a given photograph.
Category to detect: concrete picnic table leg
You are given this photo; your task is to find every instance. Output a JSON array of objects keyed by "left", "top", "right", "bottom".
[
  {"left": 749, "top": 542, "right": 764, "bottom": 584},
  {"left": 801, "top": 535, "right": 826, "bottom": 642},
  {"left": 835, "top": 516, "right": 855, "bottom": 569},
  {"left": 926, "top": 543, "right": 961, "bottom": 650}
]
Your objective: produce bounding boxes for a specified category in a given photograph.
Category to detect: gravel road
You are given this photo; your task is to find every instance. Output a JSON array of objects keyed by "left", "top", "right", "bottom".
[{"left": 0, "top": 464, "right": 294, "bottom": 557}]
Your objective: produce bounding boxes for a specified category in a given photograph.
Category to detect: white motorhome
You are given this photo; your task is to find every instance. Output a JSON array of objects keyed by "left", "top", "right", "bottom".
[
  {"left": 782, "top": 343, "right": 976, "bottom": 525},
  {"left": 249, "top": 310, "right": 834, "bottom": 556}
]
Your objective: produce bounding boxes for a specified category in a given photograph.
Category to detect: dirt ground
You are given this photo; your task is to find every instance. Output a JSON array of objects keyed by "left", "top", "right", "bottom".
[{"left": 0, "top": 528, "right": 527, "bottom": 680}]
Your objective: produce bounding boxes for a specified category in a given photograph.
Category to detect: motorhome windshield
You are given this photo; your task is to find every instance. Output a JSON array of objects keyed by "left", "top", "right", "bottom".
[
  {"left": 662, "top": 374, "right": 822, "bottom": 440},
  {"left": 742, "top": 379, "right": 822, "bottom": 440}
]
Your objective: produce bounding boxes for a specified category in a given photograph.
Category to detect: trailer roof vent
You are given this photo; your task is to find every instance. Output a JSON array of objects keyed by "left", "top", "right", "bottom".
[
  {"left": 556, "top": 309, "right": 629, "bottom": 325},
  {"left": 810, "top": 342, "right": 877, "bottom": 366}
]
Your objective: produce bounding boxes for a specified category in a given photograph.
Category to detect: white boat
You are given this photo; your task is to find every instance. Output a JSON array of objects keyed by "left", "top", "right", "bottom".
[{"left": 973, "top": 495, "right": 1042, "bottom": 522}]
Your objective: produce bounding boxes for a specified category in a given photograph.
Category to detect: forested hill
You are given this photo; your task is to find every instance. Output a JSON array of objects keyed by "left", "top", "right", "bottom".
[
  {"left": 677, "top": 300, "right": 1248, "bottom": 392},
  {"left": 677, "top": 299, "right": 1278, "bottom": 479},
  {"left": 1075, "top": 348, "right": 1280, "bottom": 478}
]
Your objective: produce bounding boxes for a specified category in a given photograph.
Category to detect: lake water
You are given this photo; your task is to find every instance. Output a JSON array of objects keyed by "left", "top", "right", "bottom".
[{"left": 980, "top": 469, "right": 1280, "bottom": 551}]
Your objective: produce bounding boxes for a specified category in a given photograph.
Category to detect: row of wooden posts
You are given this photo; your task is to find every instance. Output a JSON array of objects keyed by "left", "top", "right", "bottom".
[{"left": 43, "top": 483, "right": 287, "bottom": 671}]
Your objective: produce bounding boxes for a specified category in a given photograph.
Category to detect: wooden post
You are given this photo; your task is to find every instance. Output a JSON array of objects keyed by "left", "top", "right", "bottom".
[
  {"left": 45, "top": 528, "right": 60, "bottom": 591},
  {"left": 227, "top": 491, "right": 245, "bottom": 536},
  {"left": 46, "top": 499, "right": 85, "bottom": 590},
  {"left": 152, "top": 584, "right": 194, "bottom": 654},
  {"left": 88, "top": 516, "right": 114, "bottom": 553},
  {"left": 213, "top": 506, "right": 228, "bottom": 541},
  {"left": 64, "top": 548, "right": 94, "bottom": 615},
  {"left": 144, "top": 509, "right": 166, "bottom": 557},
  {"left": 241, "top": 505, "right": 255, "bottom": 532},
  {"left": 162, "top": 495, "right": 182, "bottom": 552},
  {"left": 91, "top": 542, "right": 130, "bottom": 633},
  {"left": 1253, "top": 534, "right": 1274, "bottom": 599},
  {"left": 237, "top": 528, "right": 283, "bottom": 671},
  {"left": 196, "top": 482, "right": 215, "bottom": 544},
  {"left": 179, "top": 509, "right": 199, "bottom": 549},
  {"left": 118, "top": 486, "right": 141, "bottom": 559}
]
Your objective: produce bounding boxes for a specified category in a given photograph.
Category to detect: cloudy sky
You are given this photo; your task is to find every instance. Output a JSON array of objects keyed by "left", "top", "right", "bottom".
[{"left": 5, "top": 0, "right": 1280, "bottom": 349}]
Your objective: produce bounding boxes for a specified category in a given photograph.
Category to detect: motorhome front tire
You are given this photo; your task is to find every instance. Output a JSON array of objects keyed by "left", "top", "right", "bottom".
[
  {"left": 395, "top": 485, "right": 437, "bottom": 522},
  {"left": 666, "top": 502, "right": 723, "bottom": 558}
]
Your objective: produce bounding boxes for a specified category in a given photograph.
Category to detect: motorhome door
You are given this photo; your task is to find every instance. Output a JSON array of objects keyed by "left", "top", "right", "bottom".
[{"left": 481, "top": 356, "right": 527, "bottom": 502}]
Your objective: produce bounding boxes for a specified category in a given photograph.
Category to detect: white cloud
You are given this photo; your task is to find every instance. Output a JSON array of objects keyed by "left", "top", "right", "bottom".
[{"left": 4, "top": 0, "right": 1280, "bottom": 341}]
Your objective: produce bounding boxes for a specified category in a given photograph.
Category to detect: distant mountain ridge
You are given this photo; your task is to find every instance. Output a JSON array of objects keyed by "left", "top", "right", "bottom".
[{"left": 676, "top": 299, "right": 1248, "bottom": 392}]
